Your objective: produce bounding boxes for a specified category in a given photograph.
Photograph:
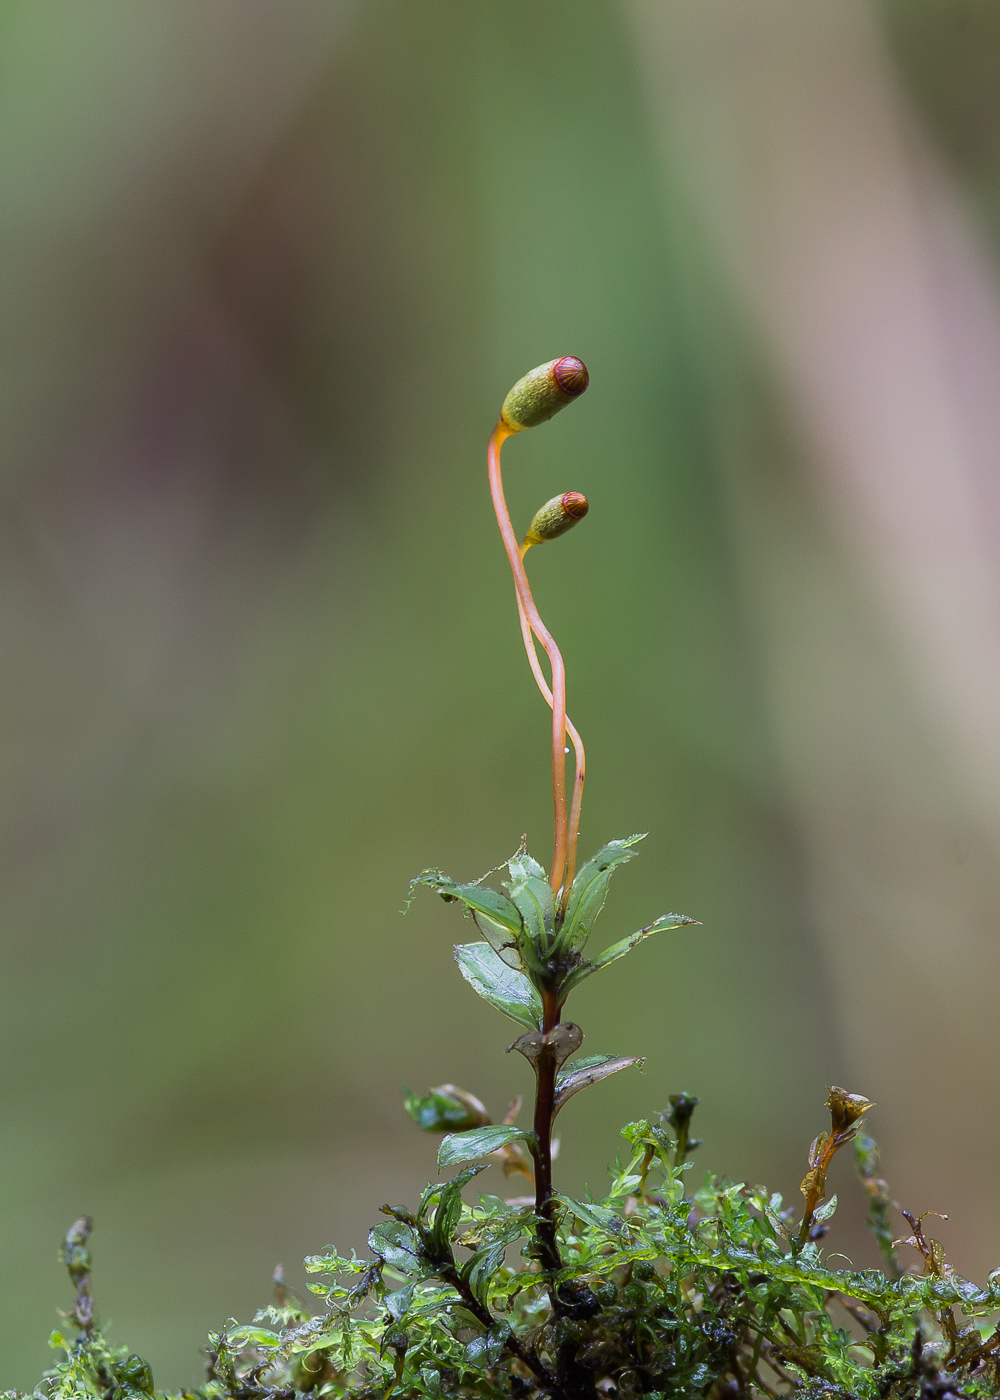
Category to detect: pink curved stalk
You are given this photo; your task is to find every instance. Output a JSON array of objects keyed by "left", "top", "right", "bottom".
[
  {"left": 515, "top": 587, "right": 585, "bottom": 908},
  {"left": 488, "top": 423, "right": 570, "bottom": 895}
]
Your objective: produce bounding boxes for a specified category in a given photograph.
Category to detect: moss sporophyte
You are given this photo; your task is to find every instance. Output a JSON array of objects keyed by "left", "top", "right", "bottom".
[{"left": 21, "top": 362, "right": 1000, "bottom": 1400}]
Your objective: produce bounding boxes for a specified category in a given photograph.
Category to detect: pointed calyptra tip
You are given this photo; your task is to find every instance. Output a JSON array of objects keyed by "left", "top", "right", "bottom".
[
  {"left": 523, "top": 491, "right": 590, "bottom": 548},
  {"left": 500, "top": 356, "right": 590, "bottom": 432}
]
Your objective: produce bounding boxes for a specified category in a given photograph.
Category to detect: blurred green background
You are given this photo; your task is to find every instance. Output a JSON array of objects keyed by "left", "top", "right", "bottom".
[{"left": 3, "top": 0, "right": 1000, "bottom": 1387}]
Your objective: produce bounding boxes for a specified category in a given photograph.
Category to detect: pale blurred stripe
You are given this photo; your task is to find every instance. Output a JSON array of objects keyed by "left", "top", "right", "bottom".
[{"left": 628, "top": 0, "right": 1000, "bottom": 1274}]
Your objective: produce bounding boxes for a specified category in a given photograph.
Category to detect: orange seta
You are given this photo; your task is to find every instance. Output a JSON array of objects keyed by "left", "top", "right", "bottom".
[{"left": 487, "top": 423, "right": 584, "bottom": 909}]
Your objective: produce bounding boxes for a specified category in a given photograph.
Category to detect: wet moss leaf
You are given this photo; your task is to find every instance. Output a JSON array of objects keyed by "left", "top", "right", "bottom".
[
  {"left": 471, "top": 911, "right": 525, "bottom": 970},
  {"left": 812, "top": 1194, "right": 838, "bottom": 1224},
  {"left": 554, "top": 1196, "right": 626, "bottom": 1236},
  {"left": 558, "top": 835, "right": 646, "bottom": 952},
  {"left": 226, "top": 1327, "right": 281, "bottom": 1350},
  {"left": 368, "top": 1220, "right": 427, "bottom": 1276},
  {"left": 826, "top": 1087, "right": 873, "bottom": 1138},
  {"left": 437, "top": 1125, "right": 532, "bottom": 1169},
  {"left": 454, "top": 942, "right": 542, "bottom": 1029},
  {"left": 506, "top": 848, "right": 546, "bottom": 883},
  {"left": 553, "top": 1055, "right": 644, "bottom": 1114},
  {"left": 464, "top": 1321, "right": 509, "bottom": 1369},
  {"left": 464, "top": 1223, "right": 525, "bottom": 1306},
  {"left": 428, "top": 1164, "right": 487, "bottom": 1254},
  {"left": 504, "top": 851, "right": 553, "bottom": 955},
  {"left": 410, "top": 872, "right": 522, "bottom": 932},
  {"left": 384, "top": 1283, "right": 415, "bottom": 1321},
  {"left": 561, "top": 913, "right": 699, "bottom": 993}
]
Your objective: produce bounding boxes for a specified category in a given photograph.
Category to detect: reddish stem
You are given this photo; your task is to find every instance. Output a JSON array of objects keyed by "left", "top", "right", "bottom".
[
  {"left": 530, "top": 986, "right": 564, "bottom": 1279},
  {"left": 488, "top": 423, "right": 570, "bottom": 895},
  {"left": 515, "top": 590, "right": 585, "bottom": 909}
]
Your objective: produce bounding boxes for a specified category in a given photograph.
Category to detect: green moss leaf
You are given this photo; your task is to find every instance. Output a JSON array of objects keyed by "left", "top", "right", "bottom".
[
  {"left": 506, "top": 849, "right": 546, "bottom": 883},
  {"left": 465, "top": 1223, "right": 525, "bottom": 1307},
  {"left": 554, "top": 1195, "right": 626, "bottom": 1236},
  {"left": 368, "top": 1220, "right": 427, "bottom": 1276},
  {"left": 464, "top": 1321, "right": 510, "bottom": 1368},
  {"left": 504, "top": 850, "right": 553, "bottom": 961},
  {"left": 812, "top": 1194, "right": 838, "bottom": 1224},
  {"left": 428, "top": 1164, "right": 488, "bottom": 1255},
  {"left": 384, "top": 1283, "right": 415, "bottom": 1321},
  {"left": 553, "top": 1055, "right": 644, "bottom": 1114},
  {"left": 410, "top": 871, "right": 523, "bottom": 932},
  {"left": 437, "top": 1125, "right": 532, "bottom": 1169},
  {"left": 557, "top": 835, "right": 646, "bottom": 953},
  {"left": 454, "top": 942, "right": 542, "bottom": 1029},
  {"left": 561, "top": 913, "right": 699, "bottom": 994},
  {"left": 226, "top": 1326, "right": 281, "bottom": 1350}
]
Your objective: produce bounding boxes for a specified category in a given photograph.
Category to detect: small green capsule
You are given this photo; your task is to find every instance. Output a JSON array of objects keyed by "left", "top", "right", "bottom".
[
  {"left": 500, "top": 356, "right": 589, "bottom": 432},
  {"left": 523, "top": 492, "right": 589, "bottom": 548}
]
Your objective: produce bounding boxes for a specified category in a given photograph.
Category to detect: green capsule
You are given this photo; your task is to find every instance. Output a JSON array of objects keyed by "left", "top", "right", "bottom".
[
  {"left": 523, "top": 492, "right": 589, "bottom": 548},
  {"left": 500, "top": 356, "right": 589, "bottom": 432}
]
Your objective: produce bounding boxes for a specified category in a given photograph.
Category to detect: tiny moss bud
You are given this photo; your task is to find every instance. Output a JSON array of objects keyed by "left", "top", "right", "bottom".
[
  {"left": 500, "top": 356, "right": 589, "bottom": 432},
  {"left": 404, "top": 1083, "right": 490, "bottom": 1132},
  {"left": 826, "top": 1086, "right": 874, "bottom": 1138},
  {"left": 523, "top": 492, "right": 589, "bottom": 548}
]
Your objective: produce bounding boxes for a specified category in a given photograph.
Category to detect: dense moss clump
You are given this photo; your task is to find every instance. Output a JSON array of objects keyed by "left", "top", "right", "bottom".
[{"left": 18, "top": 1062, "right": 1000, "bottom": 1400}]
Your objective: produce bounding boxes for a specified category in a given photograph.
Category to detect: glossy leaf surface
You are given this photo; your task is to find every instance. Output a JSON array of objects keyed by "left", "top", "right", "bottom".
[
  {"left": 561, "top": 913, "right": 699, "bottom": 994},
  {"left": 554, "top": 1195, "right": 625, "bottom": 1236},
  {"left": 384, "top": 1283, "right": 415, "bottom": 1321},
  {"left": 553, "top": 1054, "right": 644, "bottom": 1114},
  {"left": 454, "top": 941, "right": 542, "bottom": 1029},
  {"left": 226, "top": 1326, "right": 281, "bottom": 1350},
  {"left": 471, "top": 909, "right": 524, "bottom": 970},
  {"left": 504, "top": 849, "right": 553, "bottom": 958},
  {"left": 557, "top": 835, "right": 645, "bottom": 952},
  {"left": 812, "top": 1194, "right": 838, "bottom": 1225},
  {"left": 464, "top": 1223, "right": 525, "bottom": 1307},
  {"left": 464, "top": 1322, "right": 509, "bottom": 1369},
  {"left": 411, "top": 871, "right": 522, "bottom": 932},
  {"left": 428, "top": 1164, "right": 487, "bottom": 1256},
  {"left": 368, "top": 1220, "right": 427, "bottom": 1276},
  {"left": 437, "top": 1124, "right": 532, "bottom": 1169}
]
